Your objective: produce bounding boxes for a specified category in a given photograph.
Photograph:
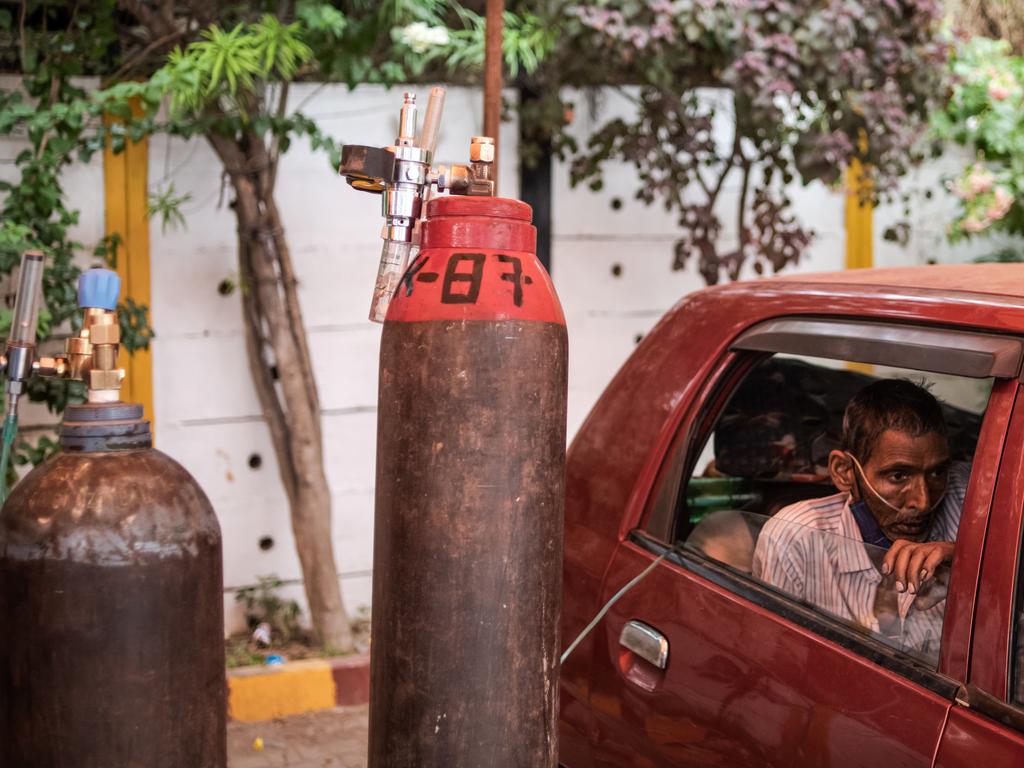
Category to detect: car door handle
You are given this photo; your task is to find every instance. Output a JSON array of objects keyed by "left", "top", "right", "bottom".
[{"left": 619, "top": 620, "right": 669, "bottom": 669}]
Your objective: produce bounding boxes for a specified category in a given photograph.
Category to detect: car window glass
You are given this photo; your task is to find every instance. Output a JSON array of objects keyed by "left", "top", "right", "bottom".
[
  {"left": 672, "top": 354, "right": 992, "bottom": 670},
  {"left": 687, "top": 509, "right": 945, "bottom": 667}
]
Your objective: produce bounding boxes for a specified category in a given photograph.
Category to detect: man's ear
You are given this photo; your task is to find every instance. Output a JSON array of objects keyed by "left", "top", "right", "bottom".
[{"left": 829, "top": 450, "right": 857, "bottom": 496}]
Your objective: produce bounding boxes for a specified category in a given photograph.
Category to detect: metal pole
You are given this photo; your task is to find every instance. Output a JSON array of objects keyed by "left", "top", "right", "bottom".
[
  {"left": 518, "top": 86, "right": 553, "bottom": 272},
  {"left": 484, "top": 0, "right": 504, "bottom": 195}
]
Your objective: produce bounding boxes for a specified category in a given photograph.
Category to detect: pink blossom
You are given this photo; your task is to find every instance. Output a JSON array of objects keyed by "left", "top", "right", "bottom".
[
  {"left": 989, "top": 82, "right": 1012, "bottom": 100},
  {"left": 967, "top": 165, "right": 994, "bottom": 196},
  {"left": 986, "top": 186, "right": 1014, "bottom": 222},
  {"left": 961, "top": 216, "right": 989, "bottom": 234},
  {"left": 988, "top": 73, "right": 1018, "bottom": 101}
]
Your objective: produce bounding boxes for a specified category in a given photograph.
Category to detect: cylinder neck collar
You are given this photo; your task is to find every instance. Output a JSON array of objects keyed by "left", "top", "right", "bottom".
[{"left": 60, "top": 402, "right": 152, "bottom": 452}]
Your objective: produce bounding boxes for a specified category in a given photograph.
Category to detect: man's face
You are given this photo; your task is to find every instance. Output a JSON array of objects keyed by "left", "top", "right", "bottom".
[{"left": 852, "top": 429, "right": 951, "bottom": 542}]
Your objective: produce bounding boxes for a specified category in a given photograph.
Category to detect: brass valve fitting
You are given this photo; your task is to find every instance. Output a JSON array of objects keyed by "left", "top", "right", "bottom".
[{"left": 55, "top": 307, "right": 124, "bottom": 401}]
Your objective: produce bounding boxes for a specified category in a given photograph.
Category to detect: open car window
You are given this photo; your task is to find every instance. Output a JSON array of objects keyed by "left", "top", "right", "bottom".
[
  {"left": 678, "top": 356, "right": 988, "bottom": 542},
  {"left": 653, "top": 352, "right": 992, "bottom": 673}
]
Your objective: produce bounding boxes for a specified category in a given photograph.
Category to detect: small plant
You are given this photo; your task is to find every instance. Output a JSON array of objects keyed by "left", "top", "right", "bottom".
[
  {"left": 234, "top": 574, "right": 303, "bottom": 644},
  {"left": 224, "top": 638, "right": 264, "bottom": 669},
  {"left": 932, "top": 37, "right": 1024, "bottom": 243}
]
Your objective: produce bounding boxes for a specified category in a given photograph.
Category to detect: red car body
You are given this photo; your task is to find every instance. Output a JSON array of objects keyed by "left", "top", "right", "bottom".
[{"left": 559, "top": 264, "right": 1024, "bottom": 767}]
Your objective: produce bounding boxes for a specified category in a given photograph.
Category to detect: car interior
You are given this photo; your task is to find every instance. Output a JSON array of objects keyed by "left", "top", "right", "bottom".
[{"left": 677, "top": 356, "right": 985, "bottom": 564}]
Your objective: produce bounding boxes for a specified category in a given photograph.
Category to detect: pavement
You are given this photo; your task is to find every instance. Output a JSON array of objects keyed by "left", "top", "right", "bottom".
[{"left": 228, "top": 705, "right": 369, "bottom": 767}]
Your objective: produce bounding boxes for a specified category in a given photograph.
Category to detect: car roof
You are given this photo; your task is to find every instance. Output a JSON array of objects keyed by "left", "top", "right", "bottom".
[{"left": 765, "top": 263, "right": 1022, "bottom": 300}]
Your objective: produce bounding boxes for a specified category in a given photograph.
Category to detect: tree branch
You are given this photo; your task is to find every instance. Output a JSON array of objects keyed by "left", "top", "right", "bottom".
[
  {"left": 109, "top": 29, "right": 185, "bottom": 82},
  {"left": 117, "top": 0, "right": 178, "bottom": 39},
  {"left": 268, "top": 81, "right": 289, "bottom": 190},
  {"left": 736, "top": 152, "right": 752, "bottom": 250},
  {"left": 708, "top": 127, "right": 742, "bottom": 210}
]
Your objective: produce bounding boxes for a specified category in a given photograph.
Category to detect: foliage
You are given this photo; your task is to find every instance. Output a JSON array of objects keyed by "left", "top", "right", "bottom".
[
  {"left": 235, "top": 574, "right": 304, "bottom": 642},
  {"left": 522, "top": 0, "right": 950, "bottom": 284},
  {"left": 931, "top": 37, "right": 1024, "bottom": 243},
  {"left": 147, "top": 185, "right": 192, "bottom": 234},
  {"left": 395, "top": 7, "right": 556, "bottom": 80},
  {"left": 224, "top": 637, "right": 265, "bottom": 669},
  {"left": 973, "top": 247, "right": 1023, "bottom": 264}
]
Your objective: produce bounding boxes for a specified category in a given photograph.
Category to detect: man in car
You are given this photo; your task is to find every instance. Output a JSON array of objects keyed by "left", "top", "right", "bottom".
[{"left": 751, "top": 378, "right": 970, "bottom": 659}]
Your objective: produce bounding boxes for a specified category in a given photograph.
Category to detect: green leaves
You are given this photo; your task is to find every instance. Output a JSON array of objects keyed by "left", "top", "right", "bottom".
[
  {"left": 143, "top": 14, "right": 313, "bottom": 121},
  {"left": 933, "top": 37, "right": 1024, "bottom": 242},
  {"left": 296, "top": 1, "right": 349, "bottom": 39},
  {"left": 147, "top": 185, "right": 192, "bottom": 234},
  {"left": 395, "top": 7, "right": 555, "bottom": 80},
  {"left": 252, "top": 15, "right": 313, "bottom": 80}
]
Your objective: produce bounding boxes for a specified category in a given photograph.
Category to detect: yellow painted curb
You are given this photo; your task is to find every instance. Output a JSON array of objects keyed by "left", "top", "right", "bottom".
[{"left": 228, "top": 659, "right": 336, "bottom": 723}]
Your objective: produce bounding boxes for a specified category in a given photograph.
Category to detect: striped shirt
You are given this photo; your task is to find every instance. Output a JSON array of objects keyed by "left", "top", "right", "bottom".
[{"left": 751, "top": 463, "right": 970, "bottom": 665}]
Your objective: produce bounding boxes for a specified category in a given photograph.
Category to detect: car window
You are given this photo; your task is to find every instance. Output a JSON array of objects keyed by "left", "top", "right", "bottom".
[
  {"left": 667, "top": 353, "right": 992, "bottom": 670},
  {"left": 687, "top": 509, "right": 945, "bottom": 666}
]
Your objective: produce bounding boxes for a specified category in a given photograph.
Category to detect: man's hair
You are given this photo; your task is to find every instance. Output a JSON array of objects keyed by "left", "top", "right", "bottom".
[{"left": 841, "top": 379, "right": 948, "bottom": 463}]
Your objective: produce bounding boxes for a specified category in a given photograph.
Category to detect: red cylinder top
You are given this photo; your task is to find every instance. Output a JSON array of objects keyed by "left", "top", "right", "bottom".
[
  {"left": 386, "top": 195, "right": 565, "bottom": 325},
  {"left": 420, "top": 196, "right": 536, "bottom": 252}
]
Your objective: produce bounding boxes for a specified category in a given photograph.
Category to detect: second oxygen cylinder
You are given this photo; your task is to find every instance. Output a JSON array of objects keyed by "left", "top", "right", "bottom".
[{"left": 370, "top": 195, "right": 568, "bottom": 766}]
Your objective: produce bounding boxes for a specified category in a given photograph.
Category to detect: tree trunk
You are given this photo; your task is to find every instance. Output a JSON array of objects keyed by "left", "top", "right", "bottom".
[{"left": 206, "top": 129, "right": 353, "bottom": 651}]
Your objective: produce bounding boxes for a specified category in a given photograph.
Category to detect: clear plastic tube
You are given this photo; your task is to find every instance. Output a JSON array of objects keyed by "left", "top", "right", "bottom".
[
  {"left": 419, "top": 87, "right": 446, "bottom": 159},
  {"left": 9, "top": 251, "right": 44, "bottom": 346},
  {"left": 368, "top": 239, "right": 415, "bottom": 323}
]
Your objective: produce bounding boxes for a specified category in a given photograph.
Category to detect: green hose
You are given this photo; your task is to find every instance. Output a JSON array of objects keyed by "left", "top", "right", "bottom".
[{"left": 0, "top": 412, "right": 18, "bottom": 504}]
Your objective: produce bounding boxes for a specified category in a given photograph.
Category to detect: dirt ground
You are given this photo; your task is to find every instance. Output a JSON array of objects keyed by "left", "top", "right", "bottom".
[{"left": 228, "top": 706, "right": 369, "bottom": 768}]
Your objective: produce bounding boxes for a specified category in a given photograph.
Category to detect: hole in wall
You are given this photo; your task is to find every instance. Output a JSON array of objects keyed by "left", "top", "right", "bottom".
[
  {"left": 611, "top": 263, "right": 623, "bottom": 278},
  {"left": 634, "top": 334, "right": 644, "bottom": 345},
  {"left": 611, "top": 197, "right": 623, "bottom": 211},
  {"left": 259, "top": 536, "right": 274, "bottom": 551},
  {"left": 248, "top": 453, "right": 263, "bottom": 470},
  {"left": 217, "top": 278, "right": 235, "bottom": 296}
]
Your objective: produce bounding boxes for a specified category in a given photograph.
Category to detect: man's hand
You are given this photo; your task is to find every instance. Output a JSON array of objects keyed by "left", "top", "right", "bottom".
[{"left": 882, "top": 540, "right": 955, "bottom": 595}]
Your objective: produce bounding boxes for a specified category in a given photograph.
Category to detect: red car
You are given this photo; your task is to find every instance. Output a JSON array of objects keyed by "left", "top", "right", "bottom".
[{"left": 559, "top": 264, "right": 1024, "bottom": 767}]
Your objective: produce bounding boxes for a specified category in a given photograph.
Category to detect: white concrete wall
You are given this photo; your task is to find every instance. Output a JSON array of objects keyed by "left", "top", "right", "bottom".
[{"left": 3, "top": 78, "right": 1012, "bottom": 635}]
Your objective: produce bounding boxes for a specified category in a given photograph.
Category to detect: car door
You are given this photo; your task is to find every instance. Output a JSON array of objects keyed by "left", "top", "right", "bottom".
[
  {"left": 579, "top": 319, "right": 1022, "bottom": 767},
  {"left": 935, "top": 384, "right": 1024, "bottom": 766}
]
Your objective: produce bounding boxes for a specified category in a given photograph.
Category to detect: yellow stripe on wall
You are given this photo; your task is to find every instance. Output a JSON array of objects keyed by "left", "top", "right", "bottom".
[
  {"left": 103, "top": 102, "right": 154, "bottom": 428},
  {"left": 845, "top": 156, "right": 875, "bottom": 375},
  {"left": 845, "top": 157, "right": 873, "bottom": 271}
]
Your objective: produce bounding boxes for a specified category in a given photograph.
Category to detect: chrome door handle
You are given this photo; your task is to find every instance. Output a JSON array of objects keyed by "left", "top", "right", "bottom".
[{"left": 619, "top": 620, "right": 669, "bottom": 669}]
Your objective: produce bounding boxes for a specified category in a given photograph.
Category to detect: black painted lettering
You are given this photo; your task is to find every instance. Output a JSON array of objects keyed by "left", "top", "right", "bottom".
[
  {"left": 403, "top": 254, "right": 429, "bottom": 296},
  {"left": 496, "top": 254, "right": 525, "bottom": 307},
  {"left": 441, "top": 253, "right": 486, "bottom": 304}
]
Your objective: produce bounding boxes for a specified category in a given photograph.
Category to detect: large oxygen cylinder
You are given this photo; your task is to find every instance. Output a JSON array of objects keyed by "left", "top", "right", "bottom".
[
  {"left": 0, "top": 401, "right": 226, "bottom": 767},
  {"left": 371, "top": 196, "right": 568, "bottom": 766}
]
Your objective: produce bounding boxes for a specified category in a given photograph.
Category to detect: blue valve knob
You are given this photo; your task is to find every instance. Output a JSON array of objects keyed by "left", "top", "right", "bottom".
[{"left": 78, "top": 268, "right": 120, "bottom": 311}]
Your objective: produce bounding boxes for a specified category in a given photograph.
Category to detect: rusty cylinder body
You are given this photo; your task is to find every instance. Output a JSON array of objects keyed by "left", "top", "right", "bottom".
[
  {"left": 370, "top": 196, "right": 568, "bottom": 766},
  {"left": 0, "top": 402, "right": 226, "bottom": 767}
]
